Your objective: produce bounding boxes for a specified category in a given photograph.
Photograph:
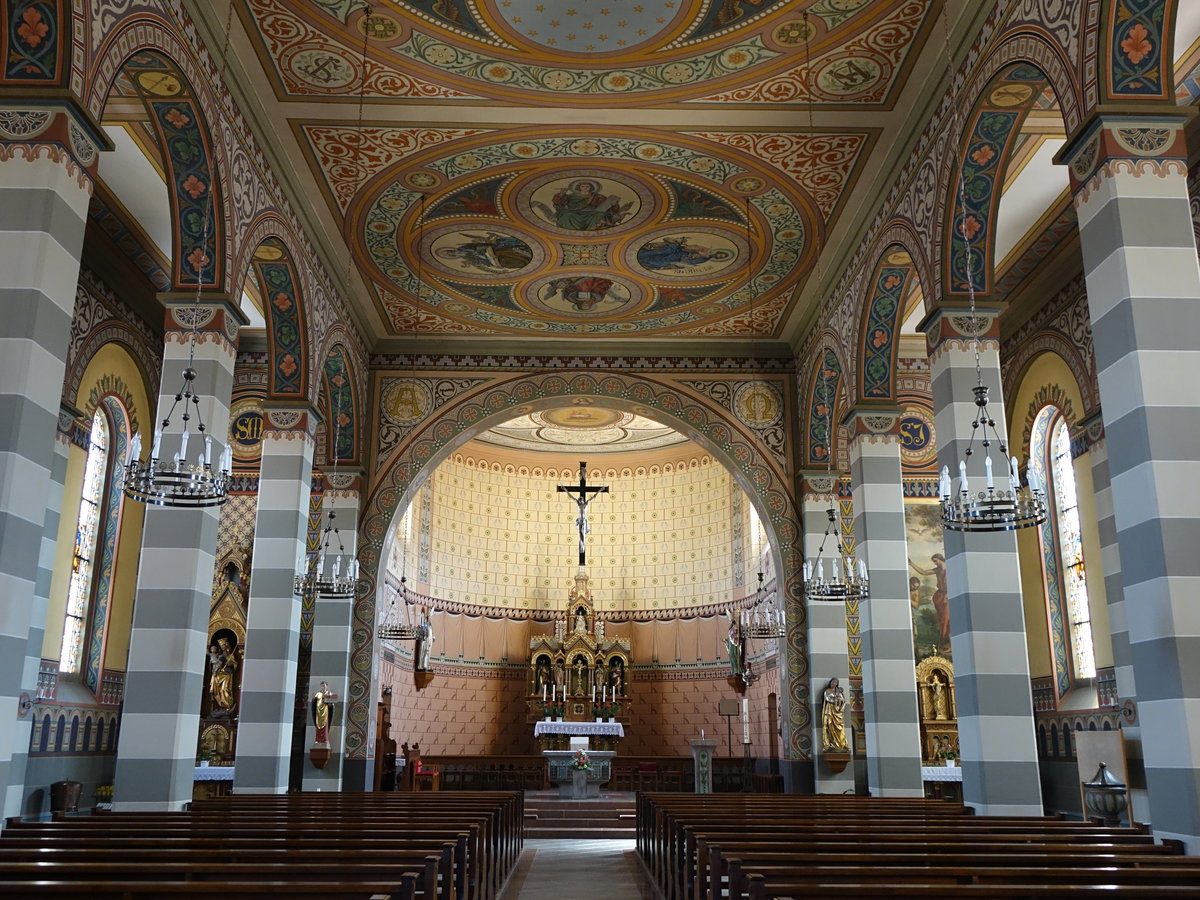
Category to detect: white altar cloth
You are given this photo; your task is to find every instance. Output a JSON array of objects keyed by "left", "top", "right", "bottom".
[
  {"left": 193, "top": 766, "right": 234, "bottom": 782},
  {"left": 920, "top": 765, "right": 962, "bottom": 782},
  {"left": 534, "top": 720, "right": 624, "bottom": 738}
]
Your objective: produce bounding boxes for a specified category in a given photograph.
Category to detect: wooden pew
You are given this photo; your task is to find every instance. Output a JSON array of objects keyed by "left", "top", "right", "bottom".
[
  {"left": 0, "top": 792, "right": 521, "bottom": 900},
  {"left": 635, "top": 793, "right": 1197, "bottom": 900}
]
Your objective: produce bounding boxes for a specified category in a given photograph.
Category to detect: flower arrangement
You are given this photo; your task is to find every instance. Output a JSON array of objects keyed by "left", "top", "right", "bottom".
[
  {"left": 93, "top": 784, "right": 113, "bottom": 800},
  {"left": 542, "top": 703, "right": 564, "bottom": 719},
  {"left": 568, "top": 749, "right": 592, "bottom": 771},
  {"left": 592, "top": 703, "right": 620, "bottom": 719}
]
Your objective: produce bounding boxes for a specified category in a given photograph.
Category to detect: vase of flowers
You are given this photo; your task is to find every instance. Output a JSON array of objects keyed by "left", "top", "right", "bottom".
[{"left": 569, "top": 749, "right": 591, "bottom": 799}]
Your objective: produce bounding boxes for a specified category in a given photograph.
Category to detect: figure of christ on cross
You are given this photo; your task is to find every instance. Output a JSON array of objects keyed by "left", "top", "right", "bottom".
[{"left": 557, "top": 461, "right": 609, "bottom": 567}]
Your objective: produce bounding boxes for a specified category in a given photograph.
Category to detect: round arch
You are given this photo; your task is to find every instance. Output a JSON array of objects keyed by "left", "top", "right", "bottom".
[
  {"left": 855, "top": 238, "right": 926, "bottom": 405},
  {"left": 801, "top": 334, "right": 851, "bottom": 469},
  {"left": 346, "top": 370, "right": 812, "bottom": 763}
]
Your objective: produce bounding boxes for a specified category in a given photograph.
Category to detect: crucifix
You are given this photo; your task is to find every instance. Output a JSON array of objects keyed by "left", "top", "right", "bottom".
[{"left": 557, "top": 460, "right": 609, "bottom": 567}]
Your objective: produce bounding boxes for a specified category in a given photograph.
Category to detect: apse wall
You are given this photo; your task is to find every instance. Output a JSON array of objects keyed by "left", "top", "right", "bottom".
[
  {"left": 388, "top": 444, "right": 763, "bottom": 614},
  {"left": 380, "top": 609, "right": 780, "bottom": 757}
]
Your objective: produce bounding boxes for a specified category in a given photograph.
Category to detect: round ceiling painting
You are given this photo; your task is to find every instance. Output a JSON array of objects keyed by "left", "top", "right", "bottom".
[
  {"left": 475, "top": 407, "right": 690, "bottom": 453},
  {"left": 360, "top": 134, "right": 817, "bottom": 336}
]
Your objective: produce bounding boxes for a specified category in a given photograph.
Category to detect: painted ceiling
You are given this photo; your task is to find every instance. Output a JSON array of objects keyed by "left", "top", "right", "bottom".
[
  {"left": 201, "top": 1, "right": 944, "bottom": 342},
  {"left": 474, "top": 406, "right": 690, "bottom": 452}
]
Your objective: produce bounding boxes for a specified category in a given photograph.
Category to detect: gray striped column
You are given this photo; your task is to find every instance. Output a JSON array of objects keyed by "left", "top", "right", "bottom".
[
  {"left": 0, "top": 114, "right": 95, "bottom": 820},
  {"left": 1085, "top": 422, "right": 1148, "bottom": 821},
  {"left": 1065, "top": 117, "right": 1200, "bottom": 847},
  {"left": 113, "top": 298, "right": 244, "bottom": 811},
  {"left": 845, "top": 411, "right": 923, "bottom": 797},
  {"left": 303, "top": 471, "right": 362, "bottom": 792},
  {"left": 4, "top": 404, "right": 73, "bottom": 819},
  {"left": 800, "top": 471, "right": 855, "bottom": 793},
  {"left": 235, "top": 406, "right": 317, "bottom": 794},
  {"left": 925, "top": 311, "right": 1042, "bottom": 815}
]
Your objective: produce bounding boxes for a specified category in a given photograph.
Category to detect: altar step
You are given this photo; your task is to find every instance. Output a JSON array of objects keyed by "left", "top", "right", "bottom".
[{"left": 523, "top": 798, "right": 637, "bottom": 840}]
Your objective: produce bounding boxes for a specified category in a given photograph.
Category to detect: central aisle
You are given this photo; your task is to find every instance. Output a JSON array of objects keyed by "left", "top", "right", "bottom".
[{"left": 500, "top": 838, "right": 655, "bottom": 899}]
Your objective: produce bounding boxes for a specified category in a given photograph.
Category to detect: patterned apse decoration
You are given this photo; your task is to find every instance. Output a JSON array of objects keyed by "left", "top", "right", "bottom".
[
  {"left": 250, "top": 0, "right": 933, "bottom": 107},
  {"left": 122, "top": 51, "right": 224, "bottom": 290},
  {"left": 332, "top": 128, "right": 870, "bottom": 337},
  {"left": 945, "top": 64, "right": 1051, "bottom": 298},
  {"left": 348, "top": 370, "right": 811, "bottom": 763}
]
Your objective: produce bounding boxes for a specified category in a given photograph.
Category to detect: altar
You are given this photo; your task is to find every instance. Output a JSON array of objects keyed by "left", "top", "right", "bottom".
[{"left": 542, "top": 749, "right": 616, "bottom": 798}]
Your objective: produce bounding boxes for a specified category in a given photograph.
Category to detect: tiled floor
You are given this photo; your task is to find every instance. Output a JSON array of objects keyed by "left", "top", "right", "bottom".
[{"left": 500, "top": 838, "right": 657, "bottom": 899}]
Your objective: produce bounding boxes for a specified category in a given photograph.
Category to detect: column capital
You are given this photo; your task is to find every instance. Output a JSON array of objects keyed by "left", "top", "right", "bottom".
[
  {"left": 0, "top": 102, "right": 113, "bottom": 184},
  {"left": 320, "top": 467, "right": 366, "bottom": 498},
  {"left": 261, "top": 403, "right": 319, "bottom": 443},
  {"left": 917, "top": 307, "right": 1001, "bottom": 362},
  {"left": 798, "top": 470, "right": 838, "bottom": 497},
  {"left": 159, "top": 292, "right": 249, "bottom": 354},
  {"left": 842, "top": 407, "right": 903, "bottom": 442},
  {"left": 1055, "top": 113, "right": 1190, "bottom": 196}
]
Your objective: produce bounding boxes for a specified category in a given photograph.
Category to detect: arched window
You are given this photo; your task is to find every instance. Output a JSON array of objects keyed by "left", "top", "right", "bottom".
[
  {"left": 60, "top": 410, "right": 110, "bottom": 674},
  {"left": 1030, "top": 406, "right": 1096, "bottom": 694}
]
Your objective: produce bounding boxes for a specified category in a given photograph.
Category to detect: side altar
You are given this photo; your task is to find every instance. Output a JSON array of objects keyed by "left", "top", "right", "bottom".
[{"left": 527, "top": 568, "right": 630, "bottom": 750}]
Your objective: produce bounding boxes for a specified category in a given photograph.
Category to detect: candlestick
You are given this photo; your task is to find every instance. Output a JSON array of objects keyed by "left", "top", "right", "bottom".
[
  {"left": 741, "top": 698, "right": 750, "bottom": 744},
  {"left": 542, "top": 684, "right": 547, "bottom": 702}
]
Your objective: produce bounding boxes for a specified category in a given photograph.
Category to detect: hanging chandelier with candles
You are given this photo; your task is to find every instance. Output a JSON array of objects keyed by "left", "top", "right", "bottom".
[
  {"left": 936, "top": 18, "right": 1046, "bottom": 534},
  {"left": 294, "top": 507, "right": 360, "bottom": 600},
  {"left": 742, "top": 572, "right": 785, "bottom": 639},
  {"left": 122, "top": 210, "right": 232, "bottom": 508}
]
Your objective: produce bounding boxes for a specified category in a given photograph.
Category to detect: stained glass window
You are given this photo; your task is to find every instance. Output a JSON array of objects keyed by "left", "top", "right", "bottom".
[
  {"left": 61, "top": 410, "right": 109, "bottom": 674},
  {"left": 1030, "top": 405, "right": 1095, "bottom": 687},
  {"left": 1050, "top": 416, "right": 1095, "bottom": 679}
]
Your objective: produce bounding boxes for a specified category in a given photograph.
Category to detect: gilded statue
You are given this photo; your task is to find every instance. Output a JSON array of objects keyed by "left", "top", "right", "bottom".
[
  {"left": 927, "top": 674, "right": 949, "bottom": 720},
  {"left": 821, "top": 677, "right": 849, "bottom": 751},
  {"left": 312, "top": 681, "right": 333, "bottom": 745},
  {"left": 207, "top": 637, "right": 239, "bottom": 716}
]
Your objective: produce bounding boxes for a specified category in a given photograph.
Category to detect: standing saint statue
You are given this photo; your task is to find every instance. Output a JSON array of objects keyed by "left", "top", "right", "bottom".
[
  {"left": 312, "top": 681, "right": 333, "bottom": 745},
  {"left": 207, "top": 637, "right": 239, "bottom": 717},
  {"left": 724, "top": 610, "right": 745, "bottom": 679},
  {"left": 821, "top": 677, "right": 849, "bottom": 751}
]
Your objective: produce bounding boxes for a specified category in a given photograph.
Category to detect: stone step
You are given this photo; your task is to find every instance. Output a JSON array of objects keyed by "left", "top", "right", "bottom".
[
  {"left": 524, "top": 825, "right": 636, "bottom": 839},
  {"left": 524, "top": 804, "right": 633, "bottom": 818}
]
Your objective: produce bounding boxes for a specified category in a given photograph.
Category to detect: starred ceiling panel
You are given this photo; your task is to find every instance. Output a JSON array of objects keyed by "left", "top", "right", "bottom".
[
  {"left": 300, "top": 123, "right": 874, "bottom": 337},
  {"left": 243, "top": 0, "right": 933, "bottom": 107}
]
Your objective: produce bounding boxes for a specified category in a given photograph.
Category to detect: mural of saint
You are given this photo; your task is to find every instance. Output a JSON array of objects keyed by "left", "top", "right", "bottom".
[
  {"left": 432, "top": 231, "right": 534, "bottom": 275},
  {"left": 905, "top": 501, "right": 950, "bottom": 662},
  {"left": 637, "top": 235, "right": 732, "bottom": 272},
  {"left": 531, "top": 179, "right": 633, "bottom": 231}
]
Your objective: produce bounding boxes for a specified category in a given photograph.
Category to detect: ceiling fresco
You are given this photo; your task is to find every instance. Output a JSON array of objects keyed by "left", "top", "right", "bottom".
[
  {"left": 474, "top": 407, "right": 690, "bottom": 452},
  {"left": 245, "top": 0, "right": 933, "bottom": 107},
  {"left": 167, "top": 1, "right": 948, "bottom": 343},
  {"left": 308, "top": 123, "right": 873, "bottom": 336}
]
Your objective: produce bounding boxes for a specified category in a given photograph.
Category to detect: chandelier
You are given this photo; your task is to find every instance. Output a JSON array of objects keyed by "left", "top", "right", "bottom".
[
  {"left": 804, "top": 503, "right": 869, "bottom": 603},
  {"left": 377, "top": 576, "right": 422, "bottom": 641},
  {"left": 937, "top": 23, "right": 1045, "bottom": 534},
  {"left": 294, "top": 508, "right": 360, "bottom": 600},
  {"left": 742, "top": 572, "right": 785, "bottom": 639},
  {"left": 122, "top": 208, "right": 231, "bottom": 508}
]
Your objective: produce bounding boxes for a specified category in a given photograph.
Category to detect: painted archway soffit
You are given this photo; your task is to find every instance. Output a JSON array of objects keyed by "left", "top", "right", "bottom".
[
  {"left": 243, "top": 0, "right": 935, "bottom": 108},
  {"left": 305, "top": 124, "right": 875, "bottom": 338}
]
